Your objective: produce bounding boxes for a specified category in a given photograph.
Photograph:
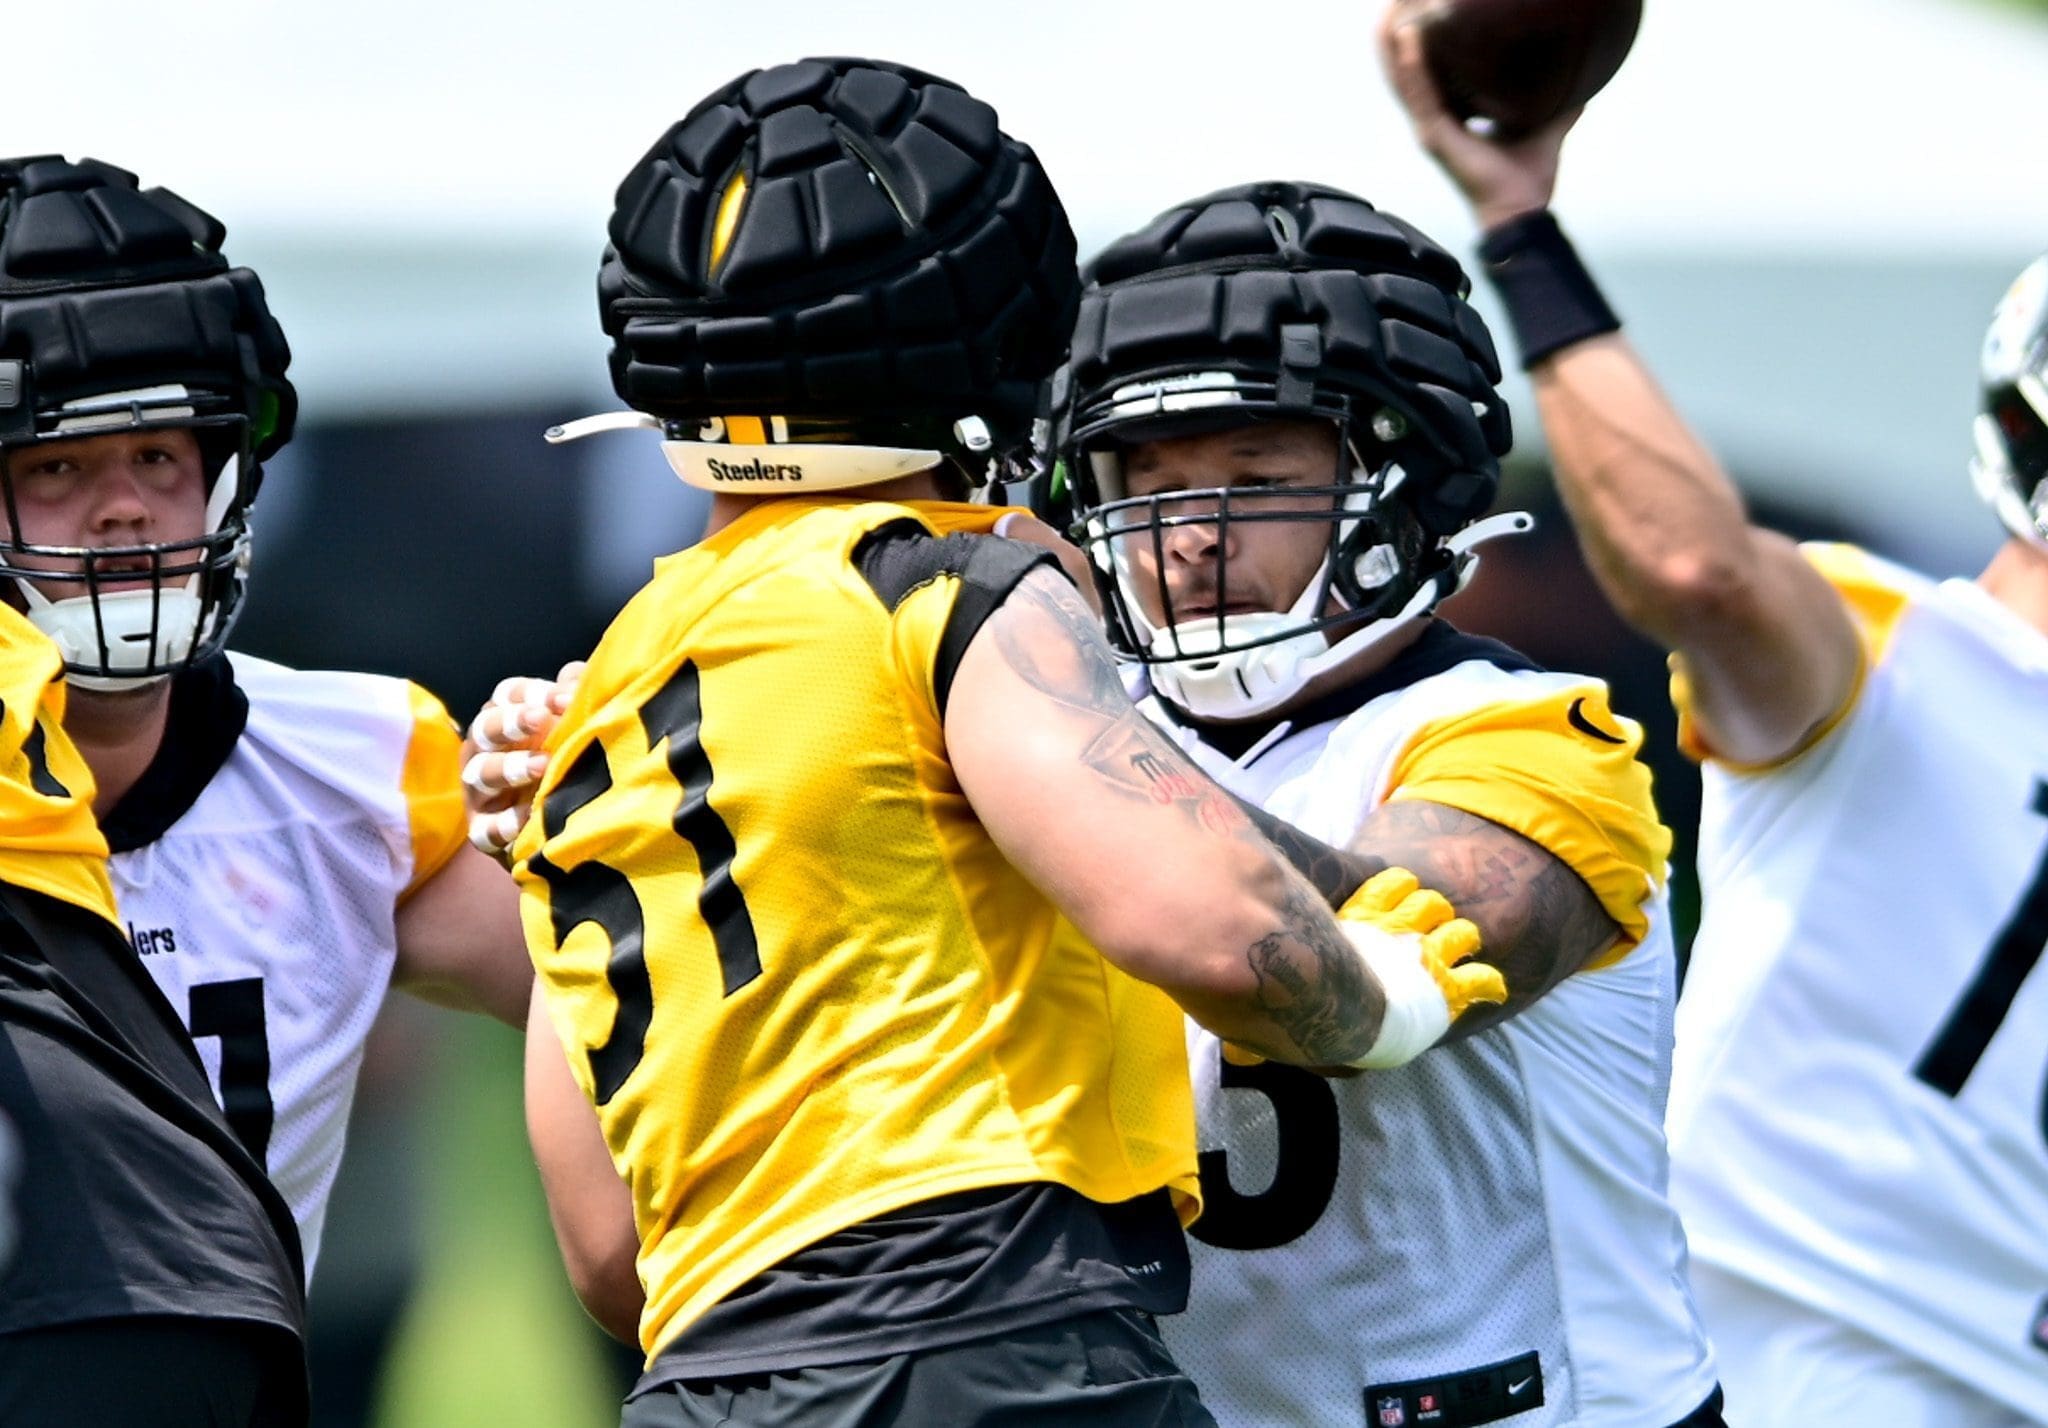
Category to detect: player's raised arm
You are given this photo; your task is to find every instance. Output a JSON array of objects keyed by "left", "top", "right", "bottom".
[
  {"left": 948, "top": 564, "right": 1504, "bottom": 1069},
  {"left": 1381, "top": 9, "right": 1861, "bottom": 767}
]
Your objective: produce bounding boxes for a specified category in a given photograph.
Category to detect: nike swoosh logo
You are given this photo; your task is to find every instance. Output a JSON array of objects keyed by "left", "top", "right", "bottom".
[
  {"left": 1567, "top": 697, "right": 1626, "bottom": 745},
  {"left": 1508, "top": 1376, "right": 1535, "bottom": 1395}
]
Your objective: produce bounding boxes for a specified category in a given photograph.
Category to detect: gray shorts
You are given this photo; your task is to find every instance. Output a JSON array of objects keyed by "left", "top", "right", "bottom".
[{"left": 620, "top": 1307, "right": 1215, "bottom": 1428}]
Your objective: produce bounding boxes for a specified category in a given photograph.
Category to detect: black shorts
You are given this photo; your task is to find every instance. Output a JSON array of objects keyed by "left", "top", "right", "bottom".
[
  {"left": 620, "top": 1307, "right": 1215, "bottom": 1428},
  {"left": 0, "top": 1314, "right": 307, "bottom": 1427}
]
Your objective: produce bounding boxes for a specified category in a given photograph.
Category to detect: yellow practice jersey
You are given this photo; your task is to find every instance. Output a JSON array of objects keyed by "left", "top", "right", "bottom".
[
  {"left": 0, "top": 603, "right": 114, "bottom": 926},
  {"left": 514, "top": 497, "right": 1199, "bottom": 1356}
]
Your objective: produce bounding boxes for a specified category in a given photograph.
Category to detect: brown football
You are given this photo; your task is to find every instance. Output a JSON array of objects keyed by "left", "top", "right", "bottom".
[{"left": 1409, "top": 0, "right": 1643, "bottom": 140}]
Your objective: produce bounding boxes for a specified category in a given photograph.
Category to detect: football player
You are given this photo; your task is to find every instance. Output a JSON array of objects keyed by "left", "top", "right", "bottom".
[
  {"left": 499, "top": 56, "right": 1506, "bottom": 1427},
  {"left": 0, "top": 596, "right": 309, "bottom": 1424},
  {"left": 1052, "top": 181, "right": 1723, "bottom": 1427},
  {"left": 1386, "top": 14, "right": 2048, "bottom": 1427},
  {"left": 0, "top": 156, "right": 531, "bottom": 1286}
]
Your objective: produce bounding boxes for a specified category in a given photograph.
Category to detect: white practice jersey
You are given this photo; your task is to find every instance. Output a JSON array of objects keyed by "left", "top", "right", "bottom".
[
  {"left": 1148, "top": 625, "right": 1717, "bottom": 1428},
  {"left": 1668, "top": 545, "right": 2048, "bottom": 1419},
  {"left": 106, "top": 653, "right": 467, "bottom": 1276}
]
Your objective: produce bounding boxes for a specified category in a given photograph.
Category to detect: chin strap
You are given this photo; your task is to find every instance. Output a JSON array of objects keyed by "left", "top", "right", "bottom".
[{"left": 1445, "top": 509, "right": 1537, "bottom": 562}]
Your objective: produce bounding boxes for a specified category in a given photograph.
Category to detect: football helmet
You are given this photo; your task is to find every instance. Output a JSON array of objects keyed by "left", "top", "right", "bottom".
[
  {"left": 1974, "top": 253, "right": 2048, "bottom": 551},
  {"left": 550, "top": 57, "right": 1078, "bottom": 493},
  {"left": 1052, "top": 181, "right": 1523, "bottom": 721},
  {"left": 0, "top": 156, "right": 295, "bottom": 689}
]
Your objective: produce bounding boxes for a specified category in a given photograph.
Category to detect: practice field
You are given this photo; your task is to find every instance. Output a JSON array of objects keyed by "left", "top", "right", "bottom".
[{"left": 370, "top": 1016, "right": 619, "bottom": 1427}]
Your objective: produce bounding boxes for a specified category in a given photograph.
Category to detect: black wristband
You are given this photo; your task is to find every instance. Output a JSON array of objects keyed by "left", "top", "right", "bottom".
[{"left": 1477, "top": 209, "right": 1620, "bottom": 369}]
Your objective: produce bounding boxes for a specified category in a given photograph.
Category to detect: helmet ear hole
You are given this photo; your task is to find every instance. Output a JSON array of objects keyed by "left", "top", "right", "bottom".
[{"left": 1332, "top": 498, "right": 1430, "bottom": 615}]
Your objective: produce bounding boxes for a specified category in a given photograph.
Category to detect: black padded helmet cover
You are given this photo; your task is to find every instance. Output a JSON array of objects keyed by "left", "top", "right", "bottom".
[
  {"left": 0, "top": 156, "right": 295, "bottom": 684},
  {"left": 1050, "top": 182, "right": 1519, "bottom": 714},
  {"left": 0, "top": 156, "right": 296, "bottom": 460},
  {"left": 599, "top": 57, "right": 1079, "bottom": 453},
  {"left": 1055, "top": 180, "right": 1509, "bottom": 538}
]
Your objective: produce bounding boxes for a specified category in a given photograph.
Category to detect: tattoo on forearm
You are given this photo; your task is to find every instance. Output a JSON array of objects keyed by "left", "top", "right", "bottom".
[
  {"left": 990, "top": 569, "right": 1400, "bottom": 1063},
  {"left": 1243, "top": 882, "right": 1382, "bottom": 1065},
  {"left": 1351, "top": 800, "right": 1619, "bottom": 1011},
  {"left": 1230, "top": 798, "right": 1386, "bottom": 907}
]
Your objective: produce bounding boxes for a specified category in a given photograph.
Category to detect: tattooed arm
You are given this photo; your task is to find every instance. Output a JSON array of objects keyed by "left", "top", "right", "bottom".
[
  {"left": 1217, "top": 793, "right": 1619, "bottom": 1036},
  {"left": 1219, "top": 790, "right": 1613, "bottom": 1037},
  {"left": 1231, "top": 796, "right": 1387, "bottom": 907},
  {"left": 1350, "top": 799, "right": 1619, "bottom": 1038},
  {"left": 946, "top": 566, "right": 1396, "bottom": 1067}
]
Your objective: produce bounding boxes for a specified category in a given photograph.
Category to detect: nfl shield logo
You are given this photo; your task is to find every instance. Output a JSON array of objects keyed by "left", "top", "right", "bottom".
[{"left": 1377, "top": 1397, "right": 1407, "bottom": 1427}]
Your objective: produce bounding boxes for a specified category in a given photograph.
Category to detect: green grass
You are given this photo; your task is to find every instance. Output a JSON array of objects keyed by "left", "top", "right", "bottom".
[{"left": 372, "top": 1018, "right": 621, "bottom": 1428}]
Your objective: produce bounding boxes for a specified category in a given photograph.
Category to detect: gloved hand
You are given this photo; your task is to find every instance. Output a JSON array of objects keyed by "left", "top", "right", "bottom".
[{"left": 1337, "top": 867, "right": 1506, "bottom": 1067}]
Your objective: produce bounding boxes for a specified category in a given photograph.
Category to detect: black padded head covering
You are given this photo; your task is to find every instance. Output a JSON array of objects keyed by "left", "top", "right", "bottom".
[
  {"left": 599, "top": 58, "right": 1078, "bottom": 448},
  {"left": 0, "top": 157, "right": 294, "bottom": 685},
  {"left": 1055, "top": 180, "right": 1510, "bottom": 536},
  {"left": 0, "top": 156, "right": 295, "bottom": 461}
]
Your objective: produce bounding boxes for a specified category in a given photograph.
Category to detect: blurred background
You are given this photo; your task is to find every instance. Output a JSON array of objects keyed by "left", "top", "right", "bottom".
[{"left": 14, "top": 0, "right": 2048, "bottom": 1420}]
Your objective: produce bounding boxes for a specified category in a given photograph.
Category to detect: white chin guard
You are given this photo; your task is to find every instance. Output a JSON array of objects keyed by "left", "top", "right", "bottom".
[
  {"left": 21, "top": 584, "right": 208, "bottom": 692},
  {"left": 1146, "top": 613, "right": 1333, "bottom": 721},
  {"left": 1135, "top": 509, "right": 1535, "bottom": 722}
]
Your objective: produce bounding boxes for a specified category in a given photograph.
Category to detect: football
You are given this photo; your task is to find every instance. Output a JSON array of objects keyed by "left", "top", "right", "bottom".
[{"left": 1408, "top": 0, "right": 1643, "bottom": 140}]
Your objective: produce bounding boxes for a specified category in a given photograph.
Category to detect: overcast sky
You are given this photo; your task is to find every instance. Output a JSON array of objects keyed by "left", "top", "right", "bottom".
[
  {"left": 15, "top": 0, "right": 2042, "bottom": 570},
  {"left": 16, "top": 0, "right": 2048, "bottom": 256}
]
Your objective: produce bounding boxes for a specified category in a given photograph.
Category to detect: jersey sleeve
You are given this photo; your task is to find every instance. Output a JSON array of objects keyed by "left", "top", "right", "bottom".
[
  {"left": 0, "top": 610, "right": 115, "bottom": 927},
  {"left": 854, "top": 519, "right": 1060, "bottom": 723},
  {"left": 1670, "top": 541, "right": 1916, "bottom": 770},
  {"left": 1384, "top": 681, "right": 1672, "bottom": 965},
  {"left": 398, "top": 681, "right": 468, "bottom": 900}
]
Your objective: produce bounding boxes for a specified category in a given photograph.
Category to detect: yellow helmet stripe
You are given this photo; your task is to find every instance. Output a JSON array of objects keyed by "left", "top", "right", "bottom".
[
  {"left": 723, "top": 415, "right": 767, "bottom": 444},
  {"left": 709, "top": 171, "right": 750, "bottom": 274}
]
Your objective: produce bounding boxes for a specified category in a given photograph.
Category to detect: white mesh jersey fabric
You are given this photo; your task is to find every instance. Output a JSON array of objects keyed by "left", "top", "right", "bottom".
[
  {"left": 1142, "top": 659, "right": 1717, "bottom": 1428},
  {"left": 1671, "top": 563, "right": 2048, "bottom": 1422},
  {"left": 114, "top": 653, "right": 423, "bottom": 1279}
]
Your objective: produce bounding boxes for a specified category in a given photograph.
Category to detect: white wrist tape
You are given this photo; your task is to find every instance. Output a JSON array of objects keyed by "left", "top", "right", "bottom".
[
  {"left": 461, "top": 749, "right": 540, "bottom": 797},
  {"left": 468, "top": 806, "right": 526, "bottom": 857},
  {"left": 1341, "top": 921, "right": 1453, "bottom": 1069}
]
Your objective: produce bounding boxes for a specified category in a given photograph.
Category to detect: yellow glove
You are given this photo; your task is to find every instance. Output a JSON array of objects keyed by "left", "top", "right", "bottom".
[{"left": 1336, "top": 869, "right": 1508, "bottom": 1066}]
